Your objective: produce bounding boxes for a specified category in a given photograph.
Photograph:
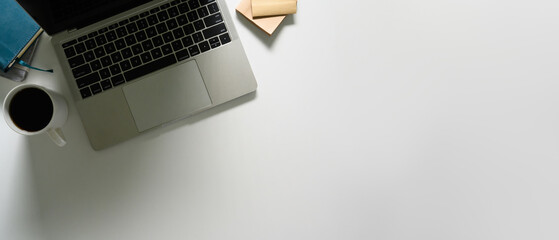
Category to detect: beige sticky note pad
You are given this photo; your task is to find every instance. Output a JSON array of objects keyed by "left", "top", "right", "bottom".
[
  {"left": 236, "top": 0, "right": 286, "bottom": 36},
  {"left": 252, "top": 0, "right": 297, "bottom": 18}
]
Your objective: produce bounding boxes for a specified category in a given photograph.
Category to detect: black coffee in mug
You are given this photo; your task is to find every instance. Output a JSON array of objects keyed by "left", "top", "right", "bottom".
[{"left": 9, "top": 87, "right": 54, "bottom": 132}]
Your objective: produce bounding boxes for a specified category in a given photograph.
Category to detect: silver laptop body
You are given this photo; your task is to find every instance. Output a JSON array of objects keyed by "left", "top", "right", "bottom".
[{"left": 19, "top": 0, "right": 257, "bottom": 150}]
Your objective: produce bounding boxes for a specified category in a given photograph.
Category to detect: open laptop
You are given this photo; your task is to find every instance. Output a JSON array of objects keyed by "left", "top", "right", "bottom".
[{"left": 16, "top": 0, "right": 257, "bottom": 150}]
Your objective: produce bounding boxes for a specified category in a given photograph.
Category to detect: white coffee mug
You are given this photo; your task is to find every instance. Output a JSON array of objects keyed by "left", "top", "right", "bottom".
[{"left": 3, "top": 84, "right": 68, "bottom": 146}]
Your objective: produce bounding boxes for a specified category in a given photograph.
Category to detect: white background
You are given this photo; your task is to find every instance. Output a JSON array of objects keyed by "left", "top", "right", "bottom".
[{"left": 2, "top": 0, "right": 559, "bottom": 239}]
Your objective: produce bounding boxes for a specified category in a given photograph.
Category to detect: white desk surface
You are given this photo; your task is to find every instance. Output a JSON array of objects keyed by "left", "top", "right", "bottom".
[{"left": 2, "top": 0, "right": 559, "bottom": 239}]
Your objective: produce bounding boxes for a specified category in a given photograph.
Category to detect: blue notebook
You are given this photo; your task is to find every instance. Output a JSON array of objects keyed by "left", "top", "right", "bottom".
[{"left": 0, "top": 0, "right": 43, "bottom": 72}]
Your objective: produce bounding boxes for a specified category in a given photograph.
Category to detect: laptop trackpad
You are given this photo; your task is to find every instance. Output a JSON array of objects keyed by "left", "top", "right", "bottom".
[{"left": 122, "top": 60, "right": 212, "bottom": 132}]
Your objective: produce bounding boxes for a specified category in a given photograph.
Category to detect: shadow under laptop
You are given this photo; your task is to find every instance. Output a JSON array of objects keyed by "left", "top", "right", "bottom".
[{"left": 23, "top": 90, "right": 257, "bottom": 239}]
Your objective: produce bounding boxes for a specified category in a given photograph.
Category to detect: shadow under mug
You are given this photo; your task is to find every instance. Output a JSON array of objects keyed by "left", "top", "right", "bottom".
[{"left": 3, "top": 84, "right": 68, "bottom": 146}]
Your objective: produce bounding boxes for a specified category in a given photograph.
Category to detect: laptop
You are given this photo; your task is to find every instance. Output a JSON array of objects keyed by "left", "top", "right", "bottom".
[{"left": 16, "top": 0, "right": 257, "bottom": 150}]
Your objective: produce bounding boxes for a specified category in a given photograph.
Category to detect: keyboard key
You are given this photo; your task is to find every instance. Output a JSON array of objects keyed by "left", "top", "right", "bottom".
[
  {"left": 115, "top": 39, "right": 126, "bottom": 50},
  {"left": 139, "top": 30, "right": 150, "bottom": 42},
  {"left": 111, "top": 74, "right": 126, "bottom": 86},
  {"left": 84, "top": 51, "right": 96, "bottom": 62},
  {"left": 126, "top": 22, "right": 138, "bottom": 34},
  {"left": 90, "top": 60, "right": 102, "bottom": 71},
  {"left": 95, "top": 35, "right": 107, "bottom": 45},
  {"left": 147, "top": 15, "right": 159, "bottom": 25},
  {"left": 162, "top": 44, "right": 173, "bottom": 55},
  {"left": 75, "top": 42, "right": 87, "bottom": 53},
  {"left": 85, "top": 39, "right": 97, "bottom": 50},
  {"left": 125, "top": 35, "right": 137, "bottom": 46},
  {"left": 219, "top": 33, "right": 231, "bottom": 44},
  {"left": 130, "top": 56, "right": 142, "bottom": 67},
  {"left": 109, "top": 64, "right": 122, "bottom": 75},
  {"left": 178, "top": 3, "right": 190, "bottom": 13},
  {"left": 64, "top": 47, "right": 76, "bottom": 58},
  {"left": 183, "top": 23, "right": 195, "bottom": 35},
  {"left": 62, "top": 39, "right": 77, "bottom": 48},
  {"left": 177, "top": 15, "right": 188, "bottom": 25},
  {"left": 151, "top": 48, "right": 163, "bottom": 59},
  {"left": 175, "top": 49, "right": 189, "bottom": 61},
  {"left": 204, "top": 13, "right": 222, "bottom": 27},
  {"left": 105, "top": 42, "right": 117, "bottom": 54},
  {"left": 140, "top": 11, "right": 150, "bottom": 17},
  {"left": 197, "top": 6, "right": 209, "bottom": 18},
  {"left": 208, "top": 2, "right": 219, "bottom": 14},
  {"left": 100, "top": 79, "right": 112, "bottom": 90},
  {"left": 68, "top": 55, "right": 85, "bottom": 68},
  {"left": 200, "top": 0, "right": 215, "bottom": 5},
  {"left": 109, "top": 23, "right": 119, "bottom": 29},
  {"left": 142, "top": 39, "right": 154, "bottom": 51},
  {"left": 188, "top": 0, "right": 200, "bottom": 9},
  {"left": 153, "top": 36, "right": 164, "bottom": 47},
  {"left": 76, "top": 72, "right": 100, "bottom": 88},
  {"left": 161, "top": 3, "right": 170, "bottom": 9},
  {"left": 157, "top": 10, "right": 169, "bottom": 22},
  {"left": 99, "top": 68, "right": 111, "bottom": 79},
  {"left": 192, "top": 32, "right": 204, "bottom": 43},
  {"left": 119, "top": 19, "right": 129, "bottom": 26},
  {"left": 111, "top": 52, "right": 123, "bottom": 63},
  {"left": 163, "top": 32, "right": 174, "bottom": 43},
  {"left": 172, "top": 40, "right": 184, "bottom": 51},
  {"left": 202, "top": 23, "right": 227, "bottom": 39},
  {"left": 182, "top": 35, "right": 194, "bottom": 47},
  {"left": 173, "top": 28, "right": 185, "bottom": 39},
  {"left": 168, "top": 6, "right": 179, "bottom": 18},
  {"left": 73, "top": 64, "right": 92, "bottom": 78},
  {"left": 146, "top": 26, "right": 158, "bottom": 37},
  {"left": 171, "top": 0, "right": 180, "bottom": 5},
  {"left": 94, "top": 47, "right": 106, "bottom": 58},
  {"left": 130, "top": 15, "right": 139, "bottom": 22},
  {"left": 88, "top": 31, "right": 98, "bottom": 38},
  {"left": 116, "top": 27, "right": 128, "bottom": 38},
  {"left": 209, "top": 36, "right": 220, "bottom": 48},
  {"left": 150, "top": 7, "right": 160, "bottom": 14},
  {"left": 199, "top": 41, "right": 210, "bottom": 52},
  {"left": 137, "top": 19, "right": 149, "bottom": 29},
  {"left": 124, "top": 55, "right": 177, "bottom": 82},
  {"left": 156, "top": 23, "right": 168, "bottom": 34},
  {"left": 187, "top": 11, "right": 199, "bottom": 22},
  {"left": 99, "top": 27, "right": 108, "bottom": 33},
  {"left": 131, "top": 44, "right": 143, "bottom": 55},
  {"left": 166, "top": 18, "right": 178, "bottom": 30},
  {"left": 90, "top": 83, "right": 103, "bottom": 95},
  {"left": 101, "top": 56, "right": 112, "bottom": 67},
  {"left": 106, "top": 30, "right": 117, "bottom": 41},
  {"left": 141, "top": 52, "right": 152, "bottom": 63},
  {"left": 78, "top": 35, "right": 88, "bottom": 42},
  {"left": 193, "top": 20, "right": 205, "bottom": 31},
  {"left": 188, "top": 45, "right": 200, "bottom": 56},
  {"left": 80, "top": 87, "right": 92, "bottom": 99},
  {"left": 120, "top": 60, "right": 132, "bottom": 71},
  {"left": 121, "top": 47, "right": 133, "bottom": 59}
]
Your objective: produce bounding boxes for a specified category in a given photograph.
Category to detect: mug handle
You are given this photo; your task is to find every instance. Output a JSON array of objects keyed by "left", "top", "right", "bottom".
[{"left": 47, "top": 128, "right": 67, "bottom": 147}]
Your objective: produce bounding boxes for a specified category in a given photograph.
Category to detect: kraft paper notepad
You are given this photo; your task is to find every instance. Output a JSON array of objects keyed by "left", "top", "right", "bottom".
[
  {"left": 236, "top": 0, "right": 286, "bottom": 36},
  {"left": 252, "top": 0, "right": 297, "bottom": 18}
]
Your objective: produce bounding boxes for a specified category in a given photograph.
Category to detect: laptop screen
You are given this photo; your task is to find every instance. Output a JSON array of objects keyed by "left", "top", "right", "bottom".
[{"left": 17, "top": 0, "right": 152, "bottom": 35}]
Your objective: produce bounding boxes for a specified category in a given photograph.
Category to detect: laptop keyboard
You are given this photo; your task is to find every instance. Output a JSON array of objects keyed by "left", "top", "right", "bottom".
[{"left": 60, "top": 0, "right": 231, "bottom": 99}]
